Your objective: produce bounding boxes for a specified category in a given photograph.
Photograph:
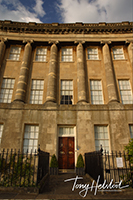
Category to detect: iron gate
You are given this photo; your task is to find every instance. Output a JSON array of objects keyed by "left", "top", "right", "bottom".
[{"left": 85, "top": 151, "right": 104, "bottom": 184}]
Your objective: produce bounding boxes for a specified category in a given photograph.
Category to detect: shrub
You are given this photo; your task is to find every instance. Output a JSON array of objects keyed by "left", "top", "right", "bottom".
[
  {"left": 76, "top": 154, "right": 84, "bottom": 168},
  {"left": 125, "top": 138, "right": 133, "bottom": 164},
  {"left": 50, "top": 154, "right": 58, "bottom": 168}
]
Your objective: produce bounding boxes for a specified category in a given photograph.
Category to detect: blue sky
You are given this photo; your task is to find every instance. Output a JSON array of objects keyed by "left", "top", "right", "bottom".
[{"left": 0, "top": 0, "right": 132, "bottom": 23}]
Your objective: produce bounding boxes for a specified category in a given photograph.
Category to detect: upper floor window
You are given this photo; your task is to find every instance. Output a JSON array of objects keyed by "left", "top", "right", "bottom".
[
  {"left": 30, "top": 80, "right": 44, "bottom": 104},
  {"left": 94, "top": 126, "right": 109, "bottom": 152},
  {"left": 9, "top": 46, "right": 21, "bottom": 60},
  {"left": 61, "top": 48, "right": 73, "bottom": 62},
  {"left": 118, "top": 80, "right": 133, "bottom": 104},
  {"left": 90, "top": 80, "right": 104, "bottom": 104},
  {"left": 129, "top": 125, "right": 133, "bottom": 138},
  {"left": 112, "top": 48, "right": 124, "bottom": 60},
  {"left": 0, "top": 78, "right": 15, "bottom": 103},
  {"left": 0, "top": 124, "right": 3, "bottom": 145},
  {"left": 87, "top": 48, "right": 98, "bottom": 60},
  {"left": 35, "top": 48, "right": 47, "bottom": 62},
  {"left": 23, "top": 125, "right": 39, "bottom": 153},
  {"left": 60, "top": 80, "right": 73, "bottom": 105}
]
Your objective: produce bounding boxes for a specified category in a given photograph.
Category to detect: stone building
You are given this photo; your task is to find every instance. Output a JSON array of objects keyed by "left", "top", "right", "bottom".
[{"left": 0, "top": 20, "right": 133, "bottom": 170}]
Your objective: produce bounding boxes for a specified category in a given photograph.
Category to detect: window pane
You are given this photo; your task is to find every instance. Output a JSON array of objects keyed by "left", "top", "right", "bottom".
[
  {"left": 9, "top": 46, "right": 21, "bottom": 60},
  {"left": 94, "top": 126, "right": 109, "bottom": 151},
  {"left": 113, "top": 48, "right": 124, "bottom": 60},
  {"left": 35, "top": 48, "right": 47, "bottom": 61},
  {"left": 90, "top": 80, "right": 103, "bottom": 104},
  {"left": 23, "top": 125, "right": 39, "bottom": 153},
  {"left": 0, "top": 124, "right": 3, "bottom": 144},
  {"left": 129, "top": 125, "right": 133, "bottom": 138},
  {"left": 60, "top": 80, "right": 73, "bottom": 105},
  {"left": 30, "top": 80, "right": 44, "bottom": 104},
  {"left": 62, "top": 48, "right": 73, "bottom": 62},
  {"left": 118, "top": 80, "right": 133, "bottom": 104},
  {"left": 88, "top": 48, "right": 98, "bottom": 60},
  {"left": 0, "top": 78, "right": 15, "bottom": 103}
]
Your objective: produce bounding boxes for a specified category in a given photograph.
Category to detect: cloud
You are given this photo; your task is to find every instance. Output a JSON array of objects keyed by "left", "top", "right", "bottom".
[
  {"left": 57, "top": 0, "right": 133, "bottom": 23},
  {"left": 33, "top": 0, "right": 46, "bottom": 17},
  {"left": 0, "top": 0, "right": 46, "bottom": 23}
]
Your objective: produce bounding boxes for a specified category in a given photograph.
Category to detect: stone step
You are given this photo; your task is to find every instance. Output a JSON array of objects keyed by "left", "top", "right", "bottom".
[{"left": 41, "top": 173, "right": 92, "bottom": 195}]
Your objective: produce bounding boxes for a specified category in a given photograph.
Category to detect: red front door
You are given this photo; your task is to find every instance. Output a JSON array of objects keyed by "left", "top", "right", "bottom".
[{"left": 58, "top": 137, "right": 75, "bottom": 169}]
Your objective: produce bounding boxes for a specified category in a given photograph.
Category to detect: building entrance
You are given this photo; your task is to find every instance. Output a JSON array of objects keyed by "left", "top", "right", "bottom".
[{"left": 58, "top": 137, "right": 75, "bottom": 169}]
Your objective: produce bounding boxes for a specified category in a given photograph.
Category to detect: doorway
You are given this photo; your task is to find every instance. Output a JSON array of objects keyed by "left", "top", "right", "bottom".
[{"left": 58, "top": 137, "right": 75, "bottom": 169}]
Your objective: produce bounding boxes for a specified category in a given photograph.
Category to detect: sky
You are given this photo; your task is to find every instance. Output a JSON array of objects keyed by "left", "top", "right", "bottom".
[{"left": 0, "top": 0, "right": 132, "bottom": 24}]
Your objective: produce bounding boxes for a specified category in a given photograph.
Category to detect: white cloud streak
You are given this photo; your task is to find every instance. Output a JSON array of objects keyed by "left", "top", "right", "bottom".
[
  {"left": 33, "top": 0, "right": 46, "bottom": 17},
  {"left": 57, "top": 0, "right": 133, "bottom": 23},
  {"left": 0, "top": 0, "right": 46, "bottom": 23}
]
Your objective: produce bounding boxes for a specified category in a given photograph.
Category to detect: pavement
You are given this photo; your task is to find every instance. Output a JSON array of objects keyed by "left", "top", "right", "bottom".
[{"left": 0, "top": 173, "right": 133, "bottom": 199}]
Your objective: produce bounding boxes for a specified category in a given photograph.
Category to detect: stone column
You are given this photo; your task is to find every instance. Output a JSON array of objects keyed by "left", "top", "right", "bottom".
[
  {"left": 46, "top": 43, "right": 58, "bottom": 103},
  {"left": 102, "top": 43, "right": 119, "bottom": 103},
  {"left": 0, "top": 39, "right": 6, "bottom": 68},
  {"left": 14, "top": 41, "right": 32, "bottom": 102},
  {"left": 77, "top": 43, "right": 87, "bottom": 103},
  {"left": 128, "top": 42, "right": 133, "bottom": 68}
]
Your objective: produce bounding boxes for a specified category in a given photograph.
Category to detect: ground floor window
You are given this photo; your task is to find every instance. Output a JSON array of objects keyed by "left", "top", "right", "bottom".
[
  {"left": 129, "top": 125, "right": 133, "bottom": 138},
  {"left": 0, "top": 124, "right": 3, "bottom": 145},
  {"left": 23, "top": 125, "right": 39, "bottom": 153},
  {"left": 94, "top": 125, "right": 109, "bottom": 152}
]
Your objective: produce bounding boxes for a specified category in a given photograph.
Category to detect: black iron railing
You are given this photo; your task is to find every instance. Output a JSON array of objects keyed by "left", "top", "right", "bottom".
[
  {"left": 85, "top": 150, "right": 133, "bottom": 186},
  {"left": 0, "top": 148, "right": 49, "bottom": 187}
]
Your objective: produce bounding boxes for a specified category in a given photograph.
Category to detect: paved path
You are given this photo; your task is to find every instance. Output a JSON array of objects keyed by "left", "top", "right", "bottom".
[{"left": 0, "top": 173, "right": 133, "bottom": 199}]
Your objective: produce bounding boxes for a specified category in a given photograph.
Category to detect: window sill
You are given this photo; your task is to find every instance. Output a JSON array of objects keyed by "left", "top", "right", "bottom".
[
  {"left": 60, "top": 61, "right": 74, "bottom": 63},
  {"left": 87, "top": 59, "right": 101, "bottom": 61},
  {"left": 6, "top": 59, "right": 21, "bottom": 62},
  {"left": 33, "top": 60, "right": 48, "bottom": 63},
  {"left": 113, "top": 59, "right": 127, "bottom": 61}
]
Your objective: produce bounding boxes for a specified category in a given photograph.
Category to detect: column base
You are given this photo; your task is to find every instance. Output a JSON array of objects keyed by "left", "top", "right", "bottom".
[
  {"left": 13, "top": 99, "right": 25, "bottom": 104},
  {"left": 77, "top": 100, "right": 88, "bottom": 104},
  {"left": 108, "top": 99, "right": 120, "bottom": 104},
  {"left": 45, "top": 100, "right": 57, "bottom": 106}
]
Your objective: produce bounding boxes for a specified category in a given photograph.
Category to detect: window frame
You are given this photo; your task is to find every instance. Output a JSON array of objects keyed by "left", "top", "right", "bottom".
[
  {"left": 0, "top": 78, "right": 15, "bottom": 103},
  {"left": 23, "top": 124, "right": 39, "bottom": 153},
  {"left": 90, "top": 79, "right": 104, "bottom": 105},
  {"left": 61, "top": 47, "right": 73, "bottom": 62},
  {"left": 118, "top": 79, "right": 133, "bottom": 104},
  {"left": 0, "top": 124, "right": 4, "bottom": 145},
  {"left": 112, "top": 47, "right": 125, "bottom": 60},
  {"left": 29, "top": 79, "right": 44, "bottom": 104},
  {"left": 129, "top": 125, "right": 133, "bottom": 139},
  {"left": 8, "top": 46, "right": 21, "bottom": 61},
  {"left": 87, "top": 47, "right": 99, "bottom": 60},
  {"left": 60, "top": 80, "right": 73, "bottom": 105},
  {"left": 35, "top": 47, "right": 47, "bottom": 62},
  {"left": 94, "top": 125, "right": 110, "bottom": 152}
]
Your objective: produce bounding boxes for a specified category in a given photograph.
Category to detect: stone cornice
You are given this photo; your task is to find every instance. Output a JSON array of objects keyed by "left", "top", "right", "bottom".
[{"left": 0, "top": 20, "right": 132, "bottom": 35}]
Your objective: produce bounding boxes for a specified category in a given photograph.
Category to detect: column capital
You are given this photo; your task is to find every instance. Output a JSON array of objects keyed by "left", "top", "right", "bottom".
[
  {"left": 48, "top": 40, "right": 59, "bottom": 45},
  {"left": 125, "top": 40, "right": 133, "bottom": 45},
  {"left": 22, "top": 40, "right": 34, "bottom": 44},
  {"left": 101, "top": 40, "right": 112, "bottom": 45},
  {"left": 74, "top": 40, "right": 85, "bottom": 44},
  {"left": 0, "top": 37, "right": 8, "bottom": 43}
]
